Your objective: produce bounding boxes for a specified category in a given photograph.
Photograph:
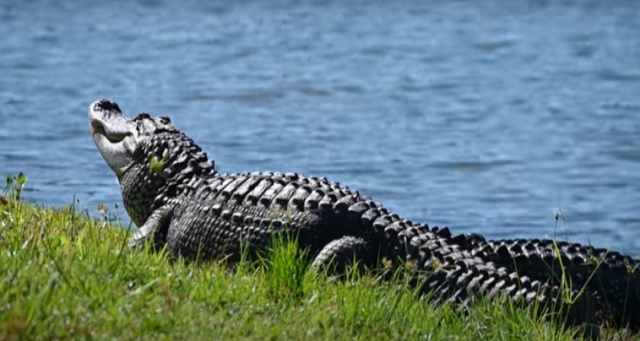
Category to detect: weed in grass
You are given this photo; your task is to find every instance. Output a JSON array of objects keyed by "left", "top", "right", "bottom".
[
  {"left": 259, "top": 232, "right": 309, "bottom": 302},
  {"left": 3, "top": 172, "right": 27, "bottom": 201}
]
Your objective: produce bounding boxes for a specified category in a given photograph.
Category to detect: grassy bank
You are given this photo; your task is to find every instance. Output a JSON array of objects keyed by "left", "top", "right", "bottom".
[{"left": 0, "top": 192, "right": 637, "bottom": 339}]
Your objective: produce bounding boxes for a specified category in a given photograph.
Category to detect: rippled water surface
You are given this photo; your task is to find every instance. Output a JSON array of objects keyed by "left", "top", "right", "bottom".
[{"left": 1, "top": 1, "right": 639, "bottom": 254}]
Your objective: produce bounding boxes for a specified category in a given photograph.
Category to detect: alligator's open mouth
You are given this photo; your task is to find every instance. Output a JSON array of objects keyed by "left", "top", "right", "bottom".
[
  {"left": 89, "top": 99, "right": 131, "bottom": 143},
  {"left": 91, "top": 124, "right": 128, "bottom": 143},
  {"left": 90, "top": 119, "right": 128, "bottom": 143}
]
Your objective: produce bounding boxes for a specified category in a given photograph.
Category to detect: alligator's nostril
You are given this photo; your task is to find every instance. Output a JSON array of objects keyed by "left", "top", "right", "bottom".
[{"left": 94, "top": 99, "right": 122, "bottom": 113}]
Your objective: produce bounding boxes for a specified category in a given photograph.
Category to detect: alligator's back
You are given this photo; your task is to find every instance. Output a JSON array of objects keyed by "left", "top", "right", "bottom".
[{"left": 167, "top": 171, "right": 371, "bottom": 261}]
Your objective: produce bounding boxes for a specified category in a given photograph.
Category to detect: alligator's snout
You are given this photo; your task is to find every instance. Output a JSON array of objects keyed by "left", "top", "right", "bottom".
[
  {"left": 93, "top": 99, "right": 122, "bottom": 113},
  {"left": 89, "top": 98, "right": 131, "bottom": 143}
]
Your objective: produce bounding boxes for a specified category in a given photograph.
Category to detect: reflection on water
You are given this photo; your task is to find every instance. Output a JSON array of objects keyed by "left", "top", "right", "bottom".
[{"left": 0, "top": 0, "right": 639, "bottom": 254}]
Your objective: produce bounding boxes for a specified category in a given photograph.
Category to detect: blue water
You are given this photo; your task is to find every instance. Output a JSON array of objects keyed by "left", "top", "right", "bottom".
[{"left": 1, "top": 1, "right": 639, "bottom": 255}]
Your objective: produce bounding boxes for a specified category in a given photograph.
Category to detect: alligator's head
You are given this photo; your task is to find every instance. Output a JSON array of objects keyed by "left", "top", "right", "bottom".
[
  {"left": 89, "top": 99, "right": 139, "bottom": 178},
  {"left": 89, "top": 99, "right": 216, "bottom": 226}
]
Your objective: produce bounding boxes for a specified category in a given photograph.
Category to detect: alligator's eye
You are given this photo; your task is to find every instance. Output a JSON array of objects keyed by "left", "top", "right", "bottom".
[
  {"left": 135, "top": 112, "right": 151, "bottom": 121},
  {"left": 159, "top": 116, "right": 171, "bottom": 124}
]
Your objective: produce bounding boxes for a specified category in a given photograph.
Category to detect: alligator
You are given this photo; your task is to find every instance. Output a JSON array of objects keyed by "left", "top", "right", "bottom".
[{"left": 89, "top": 98, "right": 640, "bottom": 331}]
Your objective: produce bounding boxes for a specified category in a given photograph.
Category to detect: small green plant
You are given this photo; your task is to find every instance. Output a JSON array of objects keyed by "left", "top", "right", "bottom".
[{"left": 3, "top": 172, "right": 27, "bottom": 201}]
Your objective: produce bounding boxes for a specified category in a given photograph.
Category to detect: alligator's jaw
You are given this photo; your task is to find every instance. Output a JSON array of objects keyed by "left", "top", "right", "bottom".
[{"left": 89, "top": 99, "right": 136, "bottom": 179}]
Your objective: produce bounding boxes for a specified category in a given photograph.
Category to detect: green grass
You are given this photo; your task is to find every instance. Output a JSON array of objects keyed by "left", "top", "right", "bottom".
[{"left": 0, "top": 194, "right": 638, "bottom": 340}]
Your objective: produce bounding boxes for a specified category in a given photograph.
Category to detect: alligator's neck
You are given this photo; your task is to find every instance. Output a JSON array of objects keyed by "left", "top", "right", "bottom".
[{"left": 120, "top": 131, "right": 218, "bottom": 227}]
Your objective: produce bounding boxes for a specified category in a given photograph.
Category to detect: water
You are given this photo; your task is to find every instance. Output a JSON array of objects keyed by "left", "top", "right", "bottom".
[{"left": 1, "top": 0, "right": 639, "bottom": 255}]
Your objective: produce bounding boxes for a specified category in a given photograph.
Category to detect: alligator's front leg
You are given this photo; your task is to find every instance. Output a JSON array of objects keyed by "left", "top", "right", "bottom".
[{"left": 129, "top": 204, "right": 175, "bottom": 251}]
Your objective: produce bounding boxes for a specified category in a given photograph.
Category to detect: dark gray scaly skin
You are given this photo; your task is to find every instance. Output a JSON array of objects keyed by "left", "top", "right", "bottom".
[
  {"left": 474, "top": 239, "right": 640, "bottom": 328},
  {"left": 89, "top": 99, "right": 639, "bottom": 330}
]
